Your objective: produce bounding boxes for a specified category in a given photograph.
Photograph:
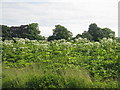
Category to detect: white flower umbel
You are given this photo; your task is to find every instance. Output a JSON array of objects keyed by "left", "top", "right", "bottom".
[{"left": 107, "top": 38, "right": 113, "bottom": 43}]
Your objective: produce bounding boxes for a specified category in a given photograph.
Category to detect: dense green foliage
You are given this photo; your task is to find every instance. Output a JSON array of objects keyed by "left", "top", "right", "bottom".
[
  {"left": 2, "top": 37, "right": 120, "bottom": 88},
  {"left": 48, "top": 25, "right": 73, "bottom": 41},
  {"left": 1, "top": 23, "right": 45, "bottom": 41},
  {"left": 1, "top": 23, "right": 115, "bottom": 42},
  {"left": 26, "top": 23, "right": 45, "bottom": 40},
  {"left": 81, "top": 31, "right": 93, "bottom": 41},
  {"left": 76, "top": 23, "right": 115, "bottom": 41},
  {"left": 1, "top": 25, "right": 12, "bottom": 40}
]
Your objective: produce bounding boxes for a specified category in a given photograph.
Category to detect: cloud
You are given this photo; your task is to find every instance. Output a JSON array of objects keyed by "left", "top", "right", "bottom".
[{"left": 1, "top": 0, "right": 119, "bottom": 37}]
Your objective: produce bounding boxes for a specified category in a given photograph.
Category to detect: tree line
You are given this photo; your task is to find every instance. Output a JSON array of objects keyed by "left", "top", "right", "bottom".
[{"left": 0, "top": 23, "right": 115, "bottom": 41}]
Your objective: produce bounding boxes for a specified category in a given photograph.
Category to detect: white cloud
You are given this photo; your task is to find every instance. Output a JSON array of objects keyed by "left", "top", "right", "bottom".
[{"left": 1, "top": 0, "right": 119, "bottom": 37}]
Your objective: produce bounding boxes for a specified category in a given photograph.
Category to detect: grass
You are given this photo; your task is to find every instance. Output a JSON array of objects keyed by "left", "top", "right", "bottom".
[{"left": 2, "top": 63, "right": 118, "bottom": 88}]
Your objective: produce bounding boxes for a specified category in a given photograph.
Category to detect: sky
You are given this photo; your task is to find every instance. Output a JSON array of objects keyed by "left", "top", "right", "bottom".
[{"left": 1, "top": 0, "right": 119, "bottom": 37}]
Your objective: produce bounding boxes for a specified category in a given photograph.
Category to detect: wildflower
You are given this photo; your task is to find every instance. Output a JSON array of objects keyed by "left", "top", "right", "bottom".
[
  {"left": 103, "top": 38, "right": 107, "bottom": 41},
  {"left": 13, "top": 48, "right": 16, "bottom": 50},
  {"left": 84, "top": 42, "right": 93, "bottom": 46},
  {"left": 89, "top": 42, "right": 94, "bottom": 46},
  {"left": 25, "top": 38, "right": 30, "bottom": 42},
  {"left": 62, "top": 42, "right": 71, "bottom": 46},
  {"left": 71, "top": 40, "right": 74, "bottom": 43},
  {"left": 59, "top": 39, "right": 66, "bottom": 42},
  {"left": 83, "top": 38, "right": 88, "bottom": 42},
  {"left": 37, "top": 44, "right": 48, "bottom": 49},
  {"left": 107, "top": 38, "right": 113, "bottom": 43},
  {"left": 75, "top": 39, "right": 79, "bottom": 42},
  {"left": 78, "top": 37, "right": 82, "bottom": 40},
  {"left": 34, "top": 43, "right": 40, "bottom": 46},
  {"left": 19, "top": 47, "right": 25, "bottom": 49},
  {"left": 31, "top": 40, "right": 38, "bottom": 43},
  {"left": 73, "top": 44, "right": 76, "bottom": 46},
  {"left": 3, "top": 40, "right": 13, "bottom": 45},
  {"left": 94, "top": 42, "right": 100, "bottom": 46}
]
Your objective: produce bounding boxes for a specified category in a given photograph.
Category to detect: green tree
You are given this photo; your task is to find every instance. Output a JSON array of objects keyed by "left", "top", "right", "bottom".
[
  {"left": 47, "top": 36, "right": 55, "bottom": 41},
  {"left": 98, "top": 28, "right": 115, "bottom": 39},
  {"left": 81, "top": 31, "right": 93, "bottom": 41},
  {"left": 1, "top": 23, "right": 45, "bottom": 41},
  {"left": 27, "top": 23, "right": 45, "bottom": 40},
  {"left": 75, "top": 34, "right": 82, "bottom": 39},
  {"left": 1, "top": 25, "right": 12, "bottom": 41},
  {"left": 88, "top": 23, "right": 115, "bottom": 41},
  {"left": 88, "top": 23, "right": 101, "bottom": 41},
  {"left": 48, "top": 25, "right": 73, "bottom": 41},
  {"left": 1, "top": 25, "right": 17, "bottom": 42}
]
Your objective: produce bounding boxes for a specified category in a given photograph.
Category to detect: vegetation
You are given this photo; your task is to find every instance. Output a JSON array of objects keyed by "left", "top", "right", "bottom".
[
  {"left": 1, "top": 23, "right": 45, "bottom": 41},
  {"left": 76, "top": 23, "right": 115, "bottom": 41},
  {"left": 1, "top": 22, "right": 119, "bottom": 88},
  {"left": 48, "top": 25, "right": 73, "bottom": 41},
  {"left": 1, "top": 23, "right": 115, "bottom": 42},
  {"left": 2, "top": 37, "right": 120, "bottom": 88}
]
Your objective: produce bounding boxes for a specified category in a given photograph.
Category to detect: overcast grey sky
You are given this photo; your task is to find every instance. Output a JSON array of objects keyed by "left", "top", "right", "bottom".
[{"left": 1, "top": 0, "right": 119, "bottom": 37}]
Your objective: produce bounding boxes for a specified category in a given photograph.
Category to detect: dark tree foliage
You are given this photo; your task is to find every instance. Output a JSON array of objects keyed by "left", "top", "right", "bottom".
[
  {"left": 26, "top": 23, "right": 45, "bottom": 40},
  {"left": 10, "top": 25, "right": 29, "bottom": 38},
  {"left": 47, "top": 36, "right": 55, "bottom": 41},
  {"left": 81, "top": 31, "right": 93, "bottom": 41},
  {"left": 48, "top": 25, "right": 73, "bottom": 41},
  {"left": 1, "top": 23, "right": 45, "bottom": 41},
  {"left": 75, "top": 34, "right": 82, "bottom": 39},
  {"left": 75, "top": 23, "right": 115, "bottom": 41},
  {"left": 88, "top": 23, "right": 101, "bottom": 41},
  {"left": 1, "top": 23, "right": 115, "bottom": 42},
  {"left": 1, "top": 25, "right": 17, "bottom": 42},
  {"left": 98, "top": 28, "right": 115, "bottom": 39},
  {"left": 1, "top": 25, "right": 10, "bottom": 38},
  {"left": 88, "top": 23, "right": 115, "bottom": 41},
  {"left": 75, "top": 32, "right": 93, "bottom": 41},
  {"left": 1, "top": 25, "right": 12, "bottom": 41}
]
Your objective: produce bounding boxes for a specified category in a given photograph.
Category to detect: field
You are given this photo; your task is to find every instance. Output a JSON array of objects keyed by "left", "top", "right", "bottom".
[{"left": 2, "top": 37, "right": 120, "bottom": 88}]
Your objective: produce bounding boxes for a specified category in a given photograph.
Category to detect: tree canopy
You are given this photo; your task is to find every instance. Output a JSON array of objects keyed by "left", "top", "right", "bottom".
[
  {"left": 1, "top": 25, "right": 13, "bottom": 40},
  {"left": 1, "top": 23, "right": 45, "bottom": 41},
  {"left": 81, "top": 31, "right": 93, "bottom": 41},
  {"left": 1, "top": 23, "right": 115, "bottom": 41},
  {"left": 75, "top": 23, "right": 115, "bottom": 41},
  {"left": 48, "top": 25, "right": 73, "bottom": 41},
  {"left": 26, "top": 23, "right": 45, "bottom": 40},
  {"left": 88, "top": 23, "right": 101, "bottom": 41}
]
